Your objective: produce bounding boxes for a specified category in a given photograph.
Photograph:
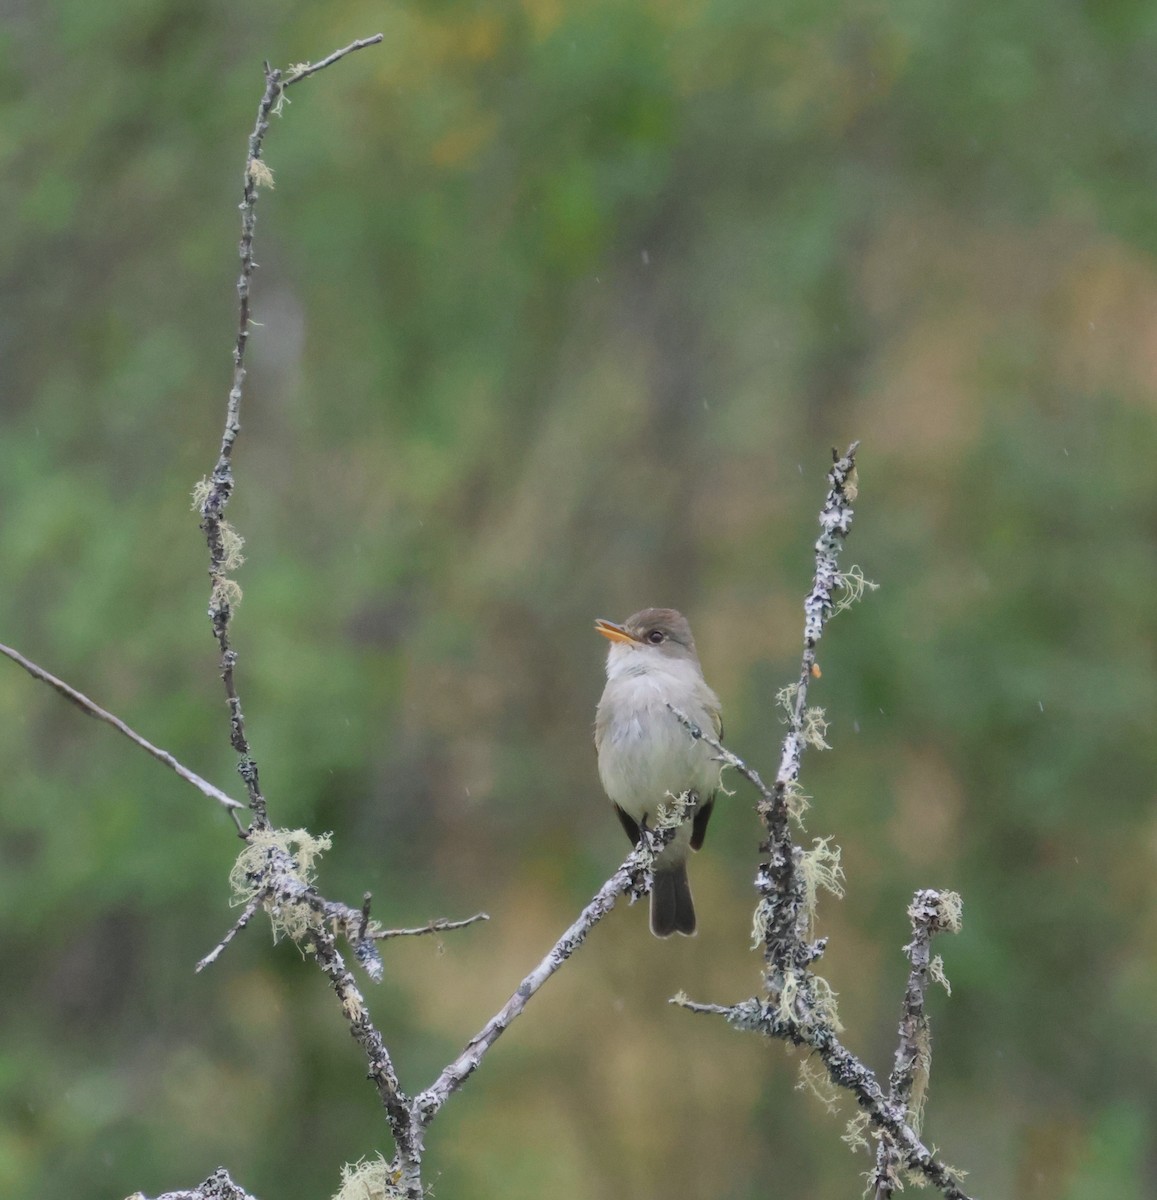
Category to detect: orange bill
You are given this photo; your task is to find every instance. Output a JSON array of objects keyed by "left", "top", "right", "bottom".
[{"left": 594, "top": 618, "right": 636, "bottom": 645}]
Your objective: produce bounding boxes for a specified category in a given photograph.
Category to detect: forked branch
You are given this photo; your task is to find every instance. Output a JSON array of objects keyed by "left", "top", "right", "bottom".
[
  {"left": 670, "top": 445, "right": 974, "bottom": 1199},
  {"left": 872, "top": 888, "right": 964, "bottom": 1198}
]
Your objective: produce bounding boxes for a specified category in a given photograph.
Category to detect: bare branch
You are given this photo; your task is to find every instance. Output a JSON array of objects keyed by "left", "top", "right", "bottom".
[
  {"left": 666, "top": 704, "right": 774, "bottom": 804},
  {"left": 414, "top": 839, "right": 653, "bottom": 1127},
  {"left": 371, "top": 912, "right": 491, "bottom": 941},
  {"left": 282, "top": 34, "right": 385, "bottom": 89},
  {"left": 0, "top": 641, "right": 244, "bottom": 821}
]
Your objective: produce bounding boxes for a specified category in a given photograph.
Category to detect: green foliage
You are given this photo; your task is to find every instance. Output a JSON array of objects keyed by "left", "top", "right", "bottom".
[{"left": 1, "top": 2, "right": 1155, "bottom": 1198}]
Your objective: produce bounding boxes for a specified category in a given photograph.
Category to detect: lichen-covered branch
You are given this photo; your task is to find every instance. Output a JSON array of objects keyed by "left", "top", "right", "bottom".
[
  {"left": 196, "top": 35, "right": 382, "bottom": 831},
  {"left": 815, "top": 1023, "right": 971, "bottom": 1200},
  {"left": 134, "top": 813, "right": 653, "bottom": 1200},
  {"left": 211, "top": 828, "right": 388, "bottom": 983},
  {"left": 130, "top": 1167, "right": 258, "bottom": 1200},
  {"left": 757, "top": 442, "right": 859, "bottom": 987},
  {"left": 195, "top": 61, "right": 279, "bottom": 830},
  {"left": 669, "top": 446, "right": 974, "bottom": 1198},
  {"left": 873, "top": 888, "right": 964, "bottom": 1199},
  {"left": 673, "top": 822, "right": 972, "bottom": 1195},
  {"left": 192, "top": 824, "right": 489, "bottom": 1194},
  {"left": 306, "top": 921, "right": 423, "bottom": 1197}
]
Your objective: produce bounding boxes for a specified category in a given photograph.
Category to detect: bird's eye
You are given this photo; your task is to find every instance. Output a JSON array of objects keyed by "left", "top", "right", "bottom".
[{"left": 646, "top": 629, "right": 664, "bottom": 644}]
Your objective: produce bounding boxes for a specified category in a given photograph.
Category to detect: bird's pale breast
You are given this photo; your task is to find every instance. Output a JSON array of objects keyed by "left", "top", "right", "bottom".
[{"left": 595, "top": 660, "right": 720, "bottom": 820}]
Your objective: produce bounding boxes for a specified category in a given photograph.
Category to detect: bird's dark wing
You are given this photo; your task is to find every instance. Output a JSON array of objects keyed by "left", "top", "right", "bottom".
[
  {"left": 614, "top": 804, "right": 641, "bottom": 846},
  {"left": 690, "top": 795, "right": 714, "bottom": 851}
]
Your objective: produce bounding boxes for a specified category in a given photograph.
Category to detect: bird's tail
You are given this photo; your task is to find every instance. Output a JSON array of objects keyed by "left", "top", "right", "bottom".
[{"left": 650, "top": 862, "right": 696, "bottom": 937}]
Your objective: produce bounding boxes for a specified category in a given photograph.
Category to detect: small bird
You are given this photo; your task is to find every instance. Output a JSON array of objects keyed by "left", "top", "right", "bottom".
[{"left": 594, "top": 608, "right": 723, "bottom": 937}]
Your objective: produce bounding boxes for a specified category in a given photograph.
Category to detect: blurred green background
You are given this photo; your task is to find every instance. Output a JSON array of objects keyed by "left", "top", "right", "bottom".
[{"left": 1, "top": 2, "right": 1155, "bottom": 1197}]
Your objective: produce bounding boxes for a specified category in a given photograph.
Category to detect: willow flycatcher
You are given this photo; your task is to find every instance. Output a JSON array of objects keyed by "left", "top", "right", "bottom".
[{"left": 594, "top": 608, "right": 723, "bottom": 937}]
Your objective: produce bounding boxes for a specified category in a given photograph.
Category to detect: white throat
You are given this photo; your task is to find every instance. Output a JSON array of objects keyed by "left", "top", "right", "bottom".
[{"left": 605, "top": 643, "right": 703, "bottom": 690}]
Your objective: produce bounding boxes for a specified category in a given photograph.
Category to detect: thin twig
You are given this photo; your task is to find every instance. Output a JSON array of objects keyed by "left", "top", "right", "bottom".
[
  {"left": 371, "top": 913, "right": 491, "bottom": 941},
  {"left": 282, "top": 35, "right": 384, "bottom": 88},
  {"left": 0, "top": 641, "right": 244, "bottom": 822},
  {"left": 197, "top": 62, "right": 280, "bottom": 830},
  {"left": 196, "top": 894, "right": 264, "bottom": 972},
  {"left": 666, "top": 704, "right": 774, "bottom": 803},
  {"left": 197, "top": 34, "right": 382, "bottom": 830}
]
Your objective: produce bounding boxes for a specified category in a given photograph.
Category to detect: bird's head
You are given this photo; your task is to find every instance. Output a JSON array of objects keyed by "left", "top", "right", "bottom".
[{"left": 595, "top": 608, "right": 701, "bottom": 669}]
